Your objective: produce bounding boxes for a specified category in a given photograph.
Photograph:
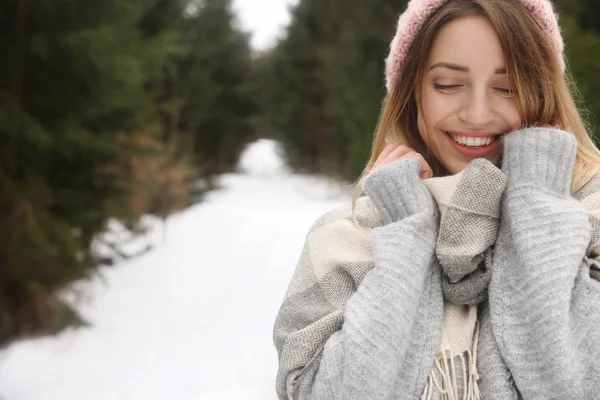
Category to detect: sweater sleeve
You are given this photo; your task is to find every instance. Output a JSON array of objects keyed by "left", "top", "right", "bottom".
[
  {"left": 273, "top": 159, "right": 442, "bottom": 400},
  {"left": 489, "top": 127, "right": 600, "bottom": 399}
]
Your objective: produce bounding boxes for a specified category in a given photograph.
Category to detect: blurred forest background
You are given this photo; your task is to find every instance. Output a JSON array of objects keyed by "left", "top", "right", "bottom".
[{"left": 1, "top": 0, "right": 599, "bottom": 346}]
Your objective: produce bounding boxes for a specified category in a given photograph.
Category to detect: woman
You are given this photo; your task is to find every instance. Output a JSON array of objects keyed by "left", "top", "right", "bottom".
[{"left": 273, "top": 0, "right": 600, "bottom": 398}]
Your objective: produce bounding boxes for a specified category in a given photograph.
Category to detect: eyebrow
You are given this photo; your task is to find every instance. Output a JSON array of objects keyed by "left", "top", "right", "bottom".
[{"left": 428, "top": 62, "right": 506, "bottom": 74}]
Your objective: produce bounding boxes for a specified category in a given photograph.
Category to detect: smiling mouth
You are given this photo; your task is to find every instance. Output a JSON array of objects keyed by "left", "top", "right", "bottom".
[{"left": 444, "top": 131, "right": 501, "bottom": 148}]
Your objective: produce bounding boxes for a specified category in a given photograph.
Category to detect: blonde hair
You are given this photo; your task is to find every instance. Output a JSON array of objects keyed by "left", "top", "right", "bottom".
[{"left": 352, "top": 0, "right": 600, "bottom": 223}]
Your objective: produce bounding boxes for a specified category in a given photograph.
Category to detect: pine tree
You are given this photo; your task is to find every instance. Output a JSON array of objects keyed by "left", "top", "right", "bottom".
[
  {"left": 259, "top": 0, "right": 335, "bottom": 174},
  {"left": 319, "top": 0, "right": 408, "bottom": 178},
  {"left": 0, "top": 0, "right": 173, "bottom": 344},
  {"left": 553, "top": 2, "right": 600, "bottom": 139},
  {"left": 177, "top": 0, "right": 256, "bottom": 180}
]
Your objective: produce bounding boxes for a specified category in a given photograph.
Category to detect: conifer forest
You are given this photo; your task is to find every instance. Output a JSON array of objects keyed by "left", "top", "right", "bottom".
[{"left": 2, "top": 0, "right": 599, "bottom": 345}]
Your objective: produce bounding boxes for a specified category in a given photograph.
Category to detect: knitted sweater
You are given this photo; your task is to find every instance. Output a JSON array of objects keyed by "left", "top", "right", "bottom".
[{"left": 273, "top": 128, "right": 600, "bottom": 399}]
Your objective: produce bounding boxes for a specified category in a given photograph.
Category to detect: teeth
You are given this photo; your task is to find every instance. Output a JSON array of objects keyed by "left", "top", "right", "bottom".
[{"left": 450, "top": 134, "right": 495, "bottom": 147}]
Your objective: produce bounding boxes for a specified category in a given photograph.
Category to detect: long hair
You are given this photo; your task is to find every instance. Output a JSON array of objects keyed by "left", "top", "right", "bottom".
[{"left": 352, "top": 0, "right": 600, "bottom": 222}]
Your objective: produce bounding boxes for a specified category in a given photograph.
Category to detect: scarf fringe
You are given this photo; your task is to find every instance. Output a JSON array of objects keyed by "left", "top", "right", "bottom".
[{"left": 421, "top": 322, "right": 482, "bottom": 400}]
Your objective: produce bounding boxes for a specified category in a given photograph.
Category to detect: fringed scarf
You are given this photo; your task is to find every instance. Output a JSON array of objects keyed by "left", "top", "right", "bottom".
[{"left": 421, "top": 159, "right": 506, "bottom": 400}]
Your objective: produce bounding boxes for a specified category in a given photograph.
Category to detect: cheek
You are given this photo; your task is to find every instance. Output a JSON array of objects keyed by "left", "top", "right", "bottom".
[
  {"left": 418, "top": 89, "right": 452, "bottom": 144},
  {"left": 500, "top": 99, "right": 523, "bottom": 129},
  {"left": 418, "top": 90, "right": 436, "bottom": 139},
  {"left": 417, "top": 106, "right": 438, "bottom": 152},
  {"left": 420, "top": 89, "right": 454, "bottom": 127},
  {"left": 417, "top": 110, "right": 427, "bottom": 141},
  {"left": 418, "top": 94, "right": 449, "bottom": 161}
]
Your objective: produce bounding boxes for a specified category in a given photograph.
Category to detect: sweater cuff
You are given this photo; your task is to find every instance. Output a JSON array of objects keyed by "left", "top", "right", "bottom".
[
  {"left": 501, "top": 127, "right": 577, "bottom": 195},
  {"left": 362, "top": 158, "right": 434, "bottom": 225}
]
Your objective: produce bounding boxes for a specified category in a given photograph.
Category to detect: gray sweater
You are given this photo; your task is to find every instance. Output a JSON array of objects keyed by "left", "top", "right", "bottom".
[{"left": 273, "top": 128, "right": 600, "bottom": 399}]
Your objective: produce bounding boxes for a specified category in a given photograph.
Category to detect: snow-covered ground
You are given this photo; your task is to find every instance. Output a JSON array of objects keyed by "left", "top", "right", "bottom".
[
  {"left": 0, "top": 140, "right": 351, "bottom": 400},
  {"left": 233, "top": 0, "right": 299, "bottom": 51}
]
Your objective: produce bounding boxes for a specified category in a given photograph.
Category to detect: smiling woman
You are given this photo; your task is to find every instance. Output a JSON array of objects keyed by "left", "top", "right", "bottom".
[
  {"left": 273, "top": 0, "right": 600, "bottom": 399},
  {"left": 418, "top": 15, "right": 522, "bottom": 173},
  {"left": 372, "top": 0, "right": 599, "bottom": 184}
]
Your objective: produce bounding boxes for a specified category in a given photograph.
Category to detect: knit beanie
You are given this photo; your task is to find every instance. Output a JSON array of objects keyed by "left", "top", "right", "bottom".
[{"left": 385, "top": 0, "right": 565, "bottom": 92}]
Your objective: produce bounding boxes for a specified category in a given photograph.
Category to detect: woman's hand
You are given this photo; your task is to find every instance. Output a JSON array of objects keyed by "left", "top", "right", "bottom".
[
  {"left": 501, "top": 127, "right": 576, "bottom": 195},
  {"left": 372, "top": 144, "right": 433, "bottom": 180}
]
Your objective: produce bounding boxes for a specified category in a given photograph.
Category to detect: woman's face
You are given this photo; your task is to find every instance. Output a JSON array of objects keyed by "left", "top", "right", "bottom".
[{"left": 418, "top": 15, "right": 522, "bottom": 174}]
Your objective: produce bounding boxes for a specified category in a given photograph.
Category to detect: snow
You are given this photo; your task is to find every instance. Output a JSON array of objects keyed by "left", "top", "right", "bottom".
[
  {"left": 237, "top": 139, "right": 288, "bottom": 176},
  {"left": 232, "top": 0, "right": 299, "bottom": 51},
  {"left": 0, "top": 139, "right": 351, "bottom": 400}
]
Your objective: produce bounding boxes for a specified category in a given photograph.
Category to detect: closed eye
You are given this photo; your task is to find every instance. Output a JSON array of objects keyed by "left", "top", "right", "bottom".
[
  {"left": 434, "top": 83, "right": 461, "bottom": 92},
  {"left": 494, "top": 87, "right": 514, "bottom": 96}
]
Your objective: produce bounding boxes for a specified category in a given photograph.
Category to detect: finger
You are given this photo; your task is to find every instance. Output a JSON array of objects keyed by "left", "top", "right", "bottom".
[
  {"left": 415, "top": 153, "right": 433, "bottom": 179},
  {"left": 382, "top": 145, "right": 415, "bottom": 165},
  {"left": 373, "top": 144, "right": 399, "bottom": 168},
  {"left": 379, "top": 143, "right": 398, "bottom": 160},
  {"left": 400, "top": 152, "right": 433, "bottom": 179}
]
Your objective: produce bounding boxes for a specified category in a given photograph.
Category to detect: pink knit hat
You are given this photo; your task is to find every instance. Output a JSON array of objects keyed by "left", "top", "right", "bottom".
[{"left": 385, "top": 0, "right": 565, "bottom": 92}]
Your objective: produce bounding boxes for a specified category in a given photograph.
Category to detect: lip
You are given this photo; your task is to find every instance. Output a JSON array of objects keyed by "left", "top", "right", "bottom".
[{"left": 444, "top": 130, "right": 502, "bottom": 158}]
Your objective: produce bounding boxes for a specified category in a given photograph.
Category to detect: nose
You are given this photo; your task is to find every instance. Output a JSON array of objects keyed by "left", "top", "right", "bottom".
[{"left": 457, "top": 90, "right": 494, "bottom": 126}]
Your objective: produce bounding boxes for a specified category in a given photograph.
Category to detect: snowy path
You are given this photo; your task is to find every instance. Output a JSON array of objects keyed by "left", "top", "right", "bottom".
[{"left": 0, "top": 141, "right": 350, "bottom": 400}]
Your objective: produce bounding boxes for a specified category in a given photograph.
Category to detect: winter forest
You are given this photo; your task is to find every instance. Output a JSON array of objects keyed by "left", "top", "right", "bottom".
[{"left": 2, "top": 0, "right": 600, "bottom": 398}]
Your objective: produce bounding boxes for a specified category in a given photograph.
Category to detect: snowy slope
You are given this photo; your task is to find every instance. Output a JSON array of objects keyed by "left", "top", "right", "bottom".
[{"left": 0, "top": 140, "right": 351, "bottom": 400}]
